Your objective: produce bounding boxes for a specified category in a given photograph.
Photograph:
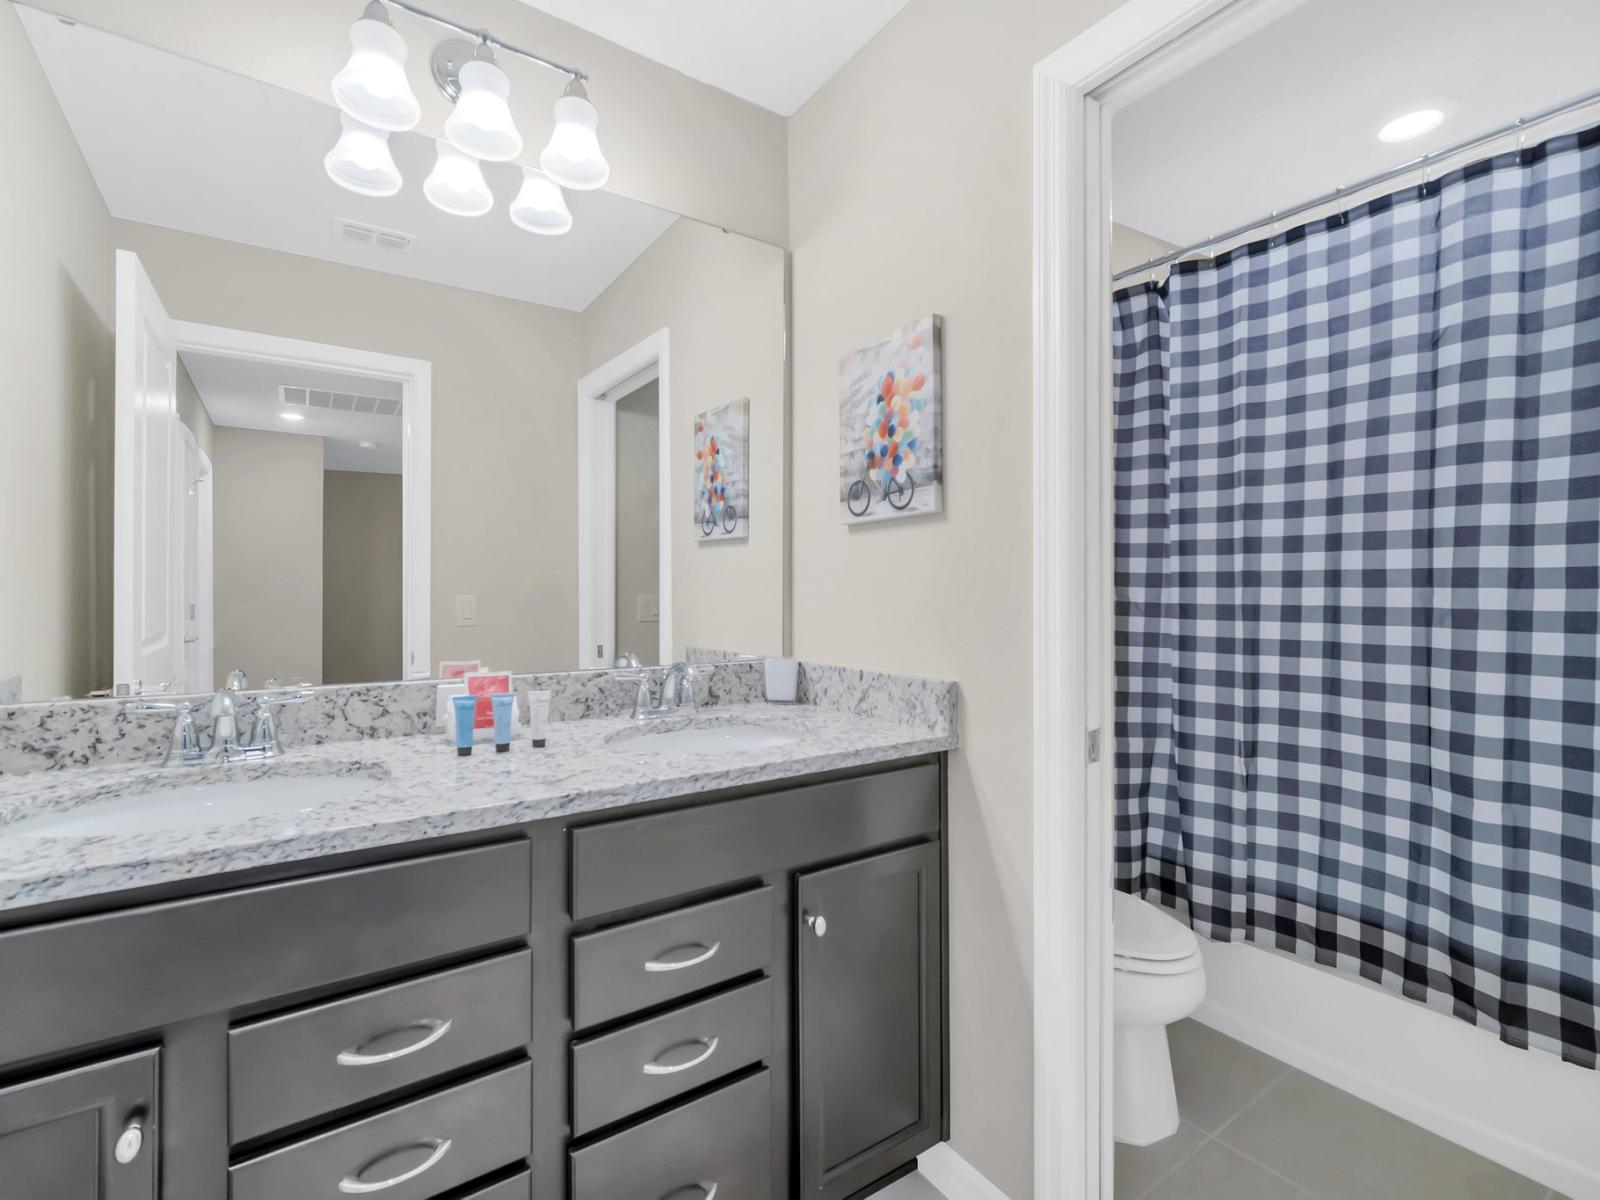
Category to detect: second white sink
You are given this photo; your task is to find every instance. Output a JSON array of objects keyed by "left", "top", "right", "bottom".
[
  {"left": 613, "top": 722, "right": 801, "bottom": 756},
  {"left": 3, "top": 773, "right": 382, "bottom": 838}
]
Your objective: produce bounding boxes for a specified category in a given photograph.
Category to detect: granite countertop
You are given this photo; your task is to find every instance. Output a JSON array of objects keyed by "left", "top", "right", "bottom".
[{"left": 0, "top": 702, "right": 955, "bottom": 912}]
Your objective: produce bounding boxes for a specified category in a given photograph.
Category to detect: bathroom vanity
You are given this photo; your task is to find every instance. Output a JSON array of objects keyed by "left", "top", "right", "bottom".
[{"left": 0, "top": 679, "right": 953, "bottom": 1200}]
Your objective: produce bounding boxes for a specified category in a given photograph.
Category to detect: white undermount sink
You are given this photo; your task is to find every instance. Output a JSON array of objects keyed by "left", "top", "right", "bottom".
[
  {"left": 2, "top": 773, "right": 383, "bottom": 838},
  {"left": 612, "top": 722, "right": 801, "bottom": 756}
]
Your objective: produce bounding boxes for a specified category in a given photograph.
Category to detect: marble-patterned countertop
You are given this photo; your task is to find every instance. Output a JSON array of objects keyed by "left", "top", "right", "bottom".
[{"left": 0, "top": 703, "right": 955, "bottom": 912}]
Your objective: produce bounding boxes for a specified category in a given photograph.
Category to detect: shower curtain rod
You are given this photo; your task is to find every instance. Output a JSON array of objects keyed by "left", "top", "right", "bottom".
[{"left": 1112, "top": 85, "right": 1600, "bottom": 285}]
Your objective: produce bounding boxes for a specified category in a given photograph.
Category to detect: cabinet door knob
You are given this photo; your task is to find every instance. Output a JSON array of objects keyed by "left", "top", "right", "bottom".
[
  {"left": 805, "top": 912, "right": 827, "bottom": 938},
  {"left": 114, "top": 1115, "right": 144, "bottom": 1164}
]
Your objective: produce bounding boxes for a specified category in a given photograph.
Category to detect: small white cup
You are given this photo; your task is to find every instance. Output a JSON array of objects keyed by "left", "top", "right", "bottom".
[{"left": 764, "top": 657, "right": 799, "bottom": 703}]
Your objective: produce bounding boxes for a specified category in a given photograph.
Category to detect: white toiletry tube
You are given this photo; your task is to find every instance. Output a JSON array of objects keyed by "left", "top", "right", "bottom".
[
  {"left": 527, "top": 689, "right": 552, "bottom": 747},
  {"left": 765, "top": 657, "right": 799, "bottom": 703}
]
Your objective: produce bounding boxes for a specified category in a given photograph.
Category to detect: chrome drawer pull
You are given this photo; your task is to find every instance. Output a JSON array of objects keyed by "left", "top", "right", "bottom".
[
  {"left": 336, "top": 1018, "right": 453, "bottom": 1067},
  {"left": 660, "top": 1184, "right": 718, "bottom": 1200},
  {"left": 644, "top": 941, "right": 721, "bottom": 973},
  {"left": 641, "top": 1036, "right": 720, "bottom": 1076},
  {"left": 338, "top": 1137, "right": 452, "bottom": 1193}
]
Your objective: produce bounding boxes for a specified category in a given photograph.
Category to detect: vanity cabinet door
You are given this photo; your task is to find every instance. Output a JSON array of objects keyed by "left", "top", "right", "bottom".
[
  {"left": 0, "top": 1048, "right": 159, "bottom": 1200},
  {"left": 796, "top": 843, "right": 942, "bottom": 1200}
]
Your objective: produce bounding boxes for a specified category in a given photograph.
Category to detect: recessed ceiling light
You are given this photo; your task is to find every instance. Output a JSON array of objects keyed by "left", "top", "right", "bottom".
[
  {"left": 1378, "top": 106, "right": 1447, "bottom": 144},
  {"left": 358, "top": 440, "right": 377, "bottom": 449},
  {"left": 281, "top": 411, "right": 306, "bottom": 423}
]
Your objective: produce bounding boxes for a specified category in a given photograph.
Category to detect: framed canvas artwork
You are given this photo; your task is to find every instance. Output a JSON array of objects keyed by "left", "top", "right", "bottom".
[
  {"left": 839, "top": 315, "right": 942, "bottom": 524},
  {"left": 694, "top": 399, "right": 750, "bottom": 541}
]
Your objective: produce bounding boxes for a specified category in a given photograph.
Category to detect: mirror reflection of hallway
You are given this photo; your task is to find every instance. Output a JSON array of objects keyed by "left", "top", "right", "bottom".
[{"left": 613, "top": 379, "right": 660, "bottom": 668}]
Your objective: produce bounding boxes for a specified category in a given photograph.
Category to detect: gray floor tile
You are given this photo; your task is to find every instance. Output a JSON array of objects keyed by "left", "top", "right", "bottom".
[
  {"left": 1167, "top": 1019, "right": 1290, "bottom": 1134},
  {"left": 1114, "top": 1120, "right": 1208, "bottom": 1199},
  {"left": 1145, "top": 1141, "right": 1313, "bottom": 1200},
  {"left": 874, "top": 1172, "right": 947, "bottom": 1200},
  {"left": 1218, "top": 1071, "right": 1549, "bottom": 1200}
]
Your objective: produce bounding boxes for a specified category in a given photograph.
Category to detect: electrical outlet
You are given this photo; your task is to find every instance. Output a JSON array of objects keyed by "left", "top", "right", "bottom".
[
  {"left": 455, "top": 594, "right": 478, "bottom": 627},
  {"left": 637, "top": 593, "right": 660, "bottom": 623}
]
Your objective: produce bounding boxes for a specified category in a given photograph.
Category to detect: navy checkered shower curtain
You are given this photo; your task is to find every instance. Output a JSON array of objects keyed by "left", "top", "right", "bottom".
[{"left": 1112, "top": 123, "right": 1600, "bottom": 1067}]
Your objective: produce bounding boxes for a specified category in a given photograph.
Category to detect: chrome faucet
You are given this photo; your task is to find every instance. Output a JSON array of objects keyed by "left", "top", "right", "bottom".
[
  {"left": 624, "top": 662, "right": 701, "bottom": 721},
  {"left": 128, "top": 669, "right": 312, "bottom": 766}
]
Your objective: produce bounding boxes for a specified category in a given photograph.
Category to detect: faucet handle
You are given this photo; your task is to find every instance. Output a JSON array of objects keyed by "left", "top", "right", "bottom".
[{"left": 124, "top": 698, "right": 207, "bottom": 766}]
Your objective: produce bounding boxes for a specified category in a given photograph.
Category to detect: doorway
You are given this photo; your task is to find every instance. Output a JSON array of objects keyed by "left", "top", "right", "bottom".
[
  {"left": 577, "top": 328, "right": 673, "bottom": 670},
  {"left": 113, "top": 249, "right": 433, "bottom": 693}
]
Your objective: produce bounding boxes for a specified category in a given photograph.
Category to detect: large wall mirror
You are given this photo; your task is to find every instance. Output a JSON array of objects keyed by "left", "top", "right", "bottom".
[{"left": 2, "top": 2, "right": 788, "bottom": 703}]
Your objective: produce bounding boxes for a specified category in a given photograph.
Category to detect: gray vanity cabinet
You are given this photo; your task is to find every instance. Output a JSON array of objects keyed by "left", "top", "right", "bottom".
[
  {"left": 0, "top": 1048, "right": 159, "bottom": 1200},
  {"left": 797, "top": 842, "right": 944, "bottom": 1200}
]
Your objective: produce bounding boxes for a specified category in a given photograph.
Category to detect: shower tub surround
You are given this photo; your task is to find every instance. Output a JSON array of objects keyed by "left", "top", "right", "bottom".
[{"left": 0, "top": 660, "right": 957, "bottom": 910}]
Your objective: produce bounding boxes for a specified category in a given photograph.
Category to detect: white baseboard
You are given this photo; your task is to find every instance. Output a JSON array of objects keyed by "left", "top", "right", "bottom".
[
  {"left": 917, "top": 1142, "right": 1011, "bottom": 1200},
  {"left": 1196, "top": 998, "right": 1600, "bottom": 1200}
]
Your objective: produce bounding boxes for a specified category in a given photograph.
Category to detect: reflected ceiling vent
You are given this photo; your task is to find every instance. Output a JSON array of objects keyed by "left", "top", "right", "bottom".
[
  {"left": 280, "top": 385, "right": 403, "bottom": 416},
  {"left": 333, "top": 217, "right": 414, "bottom": 253}
]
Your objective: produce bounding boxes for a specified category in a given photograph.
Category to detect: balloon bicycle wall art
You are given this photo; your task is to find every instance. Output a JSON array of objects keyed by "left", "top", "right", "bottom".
[
  {"left": 693, "top": 398, "right": 750, "bottom": 541},
  {"left": 838, "top": 315, "right": 943, "bottom": 525}
]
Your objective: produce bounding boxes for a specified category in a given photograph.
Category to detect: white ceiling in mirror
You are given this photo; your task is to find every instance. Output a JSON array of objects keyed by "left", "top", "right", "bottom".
[
  {"left": 1111, "top": 0, "right": 1600, "bottom": 250},
  {"left": 512, "top": 0, "right": 910, "bottom": 115},
  {"left": 181, "top": 351, "right": 405, "bottom": 474},
  {"left": 18, "top": 5, "right": 678, "bottom": 311}
]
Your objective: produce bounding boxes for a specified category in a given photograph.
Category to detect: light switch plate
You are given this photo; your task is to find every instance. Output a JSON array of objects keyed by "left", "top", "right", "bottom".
[
  {"left": 636, "top": 593, "right": 660, "bottom": 623},
  {"left": 455, "top": 594, "right": 478, "bottom": 627}
]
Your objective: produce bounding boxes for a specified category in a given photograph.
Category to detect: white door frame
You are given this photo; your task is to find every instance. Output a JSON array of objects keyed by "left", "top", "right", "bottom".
[
  {"left": 169, "top": 321, "right": 433, "bottom": 680},
  {"left": 1031, "top": 1, "right": 1296, "bottom": 1195},
  {"left": 577, "top": 329, "right": 671, "bottom": 669}
]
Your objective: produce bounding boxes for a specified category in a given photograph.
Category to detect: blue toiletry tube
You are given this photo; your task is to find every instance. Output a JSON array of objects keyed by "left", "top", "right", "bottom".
[
  {"left": 451, "top": 693, "right": 478, "bottom": 756},
  {"left": 490, "top": 692, "right": 515, "bottom": 752}
]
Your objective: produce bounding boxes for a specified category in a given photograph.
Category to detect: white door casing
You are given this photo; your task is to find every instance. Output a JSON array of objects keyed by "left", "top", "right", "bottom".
[{"left": 113, "top": 249, "right": 184, "bottom": 693}]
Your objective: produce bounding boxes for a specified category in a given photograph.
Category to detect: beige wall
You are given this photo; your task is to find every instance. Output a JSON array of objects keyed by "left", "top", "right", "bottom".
[
  {"left": 1111, "top": 221, "right": 1182, "bottom": 278},
  {"left": 113, "top": 219, "right": 587, "bottom": 678},
  {"left": 613, "top": 381, "right": 660, "bottom": 666},
  {"left": 584, "top": 219, "right": 787, "bottom": 663},
  {"left": 788, "top": 0, "right": 1119, "bottom": 1191},
  {"left": 0, "top": 0, "right": 115, "bottom": 701},
  {"left": 211, "top": 427, "right": 323, "bottom": 686},
  {"left": 32, "top": 0, "right": 787, "bottom": 246},
  {"left": 323, "top": 470, "right": 403, "bottom": 685},
  {"left": 175, "top": 355, "right": 214, "bottom": 462}
]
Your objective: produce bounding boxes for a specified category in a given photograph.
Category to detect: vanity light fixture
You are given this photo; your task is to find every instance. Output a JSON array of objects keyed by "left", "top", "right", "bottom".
[
  {"left": 331, "top": 1, "right": 421, "bottom": 132},
  {"left": 423, "top": 139, "right": 494, "bottom": 216},
  {"left": 324, "top": 0, "right": 602, "bottom": 235},
  {"left": 540, "top": 80, "right": 610, "bottom": 190},
  {"left": 509, "top": 167, "right": 573, "bottom": 235},
  {"left": 324, "top": 112, "right": 404, "bottom": 197}
]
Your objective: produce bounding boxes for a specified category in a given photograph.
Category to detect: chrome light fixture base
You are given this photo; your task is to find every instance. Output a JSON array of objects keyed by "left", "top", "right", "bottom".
[{"left": 429, "top": 37, "right": 478, "bottom": 103}]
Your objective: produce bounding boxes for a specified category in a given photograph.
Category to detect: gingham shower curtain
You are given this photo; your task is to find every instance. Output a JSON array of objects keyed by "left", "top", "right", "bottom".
[{"left": 1112, "top": 123, "right": 1600, "bottom": 1067}]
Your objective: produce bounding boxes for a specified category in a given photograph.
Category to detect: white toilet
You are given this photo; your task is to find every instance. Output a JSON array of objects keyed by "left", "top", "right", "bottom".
[{"left": 1112, "top": 889, "right": 1206, "bottom": 1146}]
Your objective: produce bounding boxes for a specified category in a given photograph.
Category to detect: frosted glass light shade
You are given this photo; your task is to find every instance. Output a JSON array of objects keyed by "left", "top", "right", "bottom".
[
  {"left": 324, "top": 113, "right": 402, "bottom": 197},
  {"left": 331, "top": 4, "right": 420, "bottom": 132},
  {"left": 445, "top": 56, "right": 522, "bottom": 162},
  {"left": 424, "top": 140, "right": 494, "bottom": 216},
  {"left": 509, "top": 167, "right": 572, "bottom": 235},
  {"left": 539, "top": 82, "right": 609, "bottom": 190}
]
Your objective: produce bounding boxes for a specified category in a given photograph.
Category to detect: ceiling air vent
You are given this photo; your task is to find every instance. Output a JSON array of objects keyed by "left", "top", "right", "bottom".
[
  {"left": 280, "top": 386, "right": 402, "bottom": 416},
  {"left": 334, "top": 217, "right": 414, "bottom": 254}
]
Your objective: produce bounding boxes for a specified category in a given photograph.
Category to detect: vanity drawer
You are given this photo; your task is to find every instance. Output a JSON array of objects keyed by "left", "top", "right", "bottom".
[
  {"left": 0, "top": 842, "right": 531, "bottom": 1064},
  {"left": 570, "top": 1069, "right": 771, "bottom": 1200},
  {"left": 229, "top": 1060, "right": 531, "bottom": 1200},
  {"left": 573, "top": 886, "right": 772, "bottom": 1030},
  {"left": 569, "top": 763, "right": 940, "bottom": 917},
  {"left": 572, "top": 978, "right": 772, "bottom": 1136},
  {"left": 461, "top": 1170, "right": 530, "bottom": 1200},
  {"left": 229, "top": 949, "right": 532, "bottom": 1143}
]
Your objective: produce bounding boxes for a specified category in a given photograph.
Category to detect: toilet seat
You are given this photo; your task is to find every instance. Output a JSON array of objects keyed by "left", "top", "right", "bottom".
[{"left": 1113, "top": 890, "right": 1201, "bottom": 975}]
